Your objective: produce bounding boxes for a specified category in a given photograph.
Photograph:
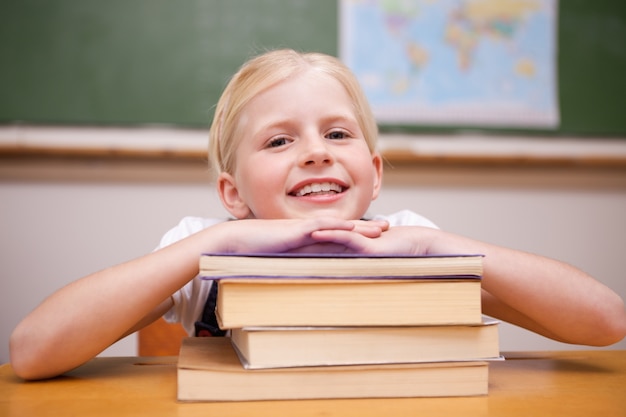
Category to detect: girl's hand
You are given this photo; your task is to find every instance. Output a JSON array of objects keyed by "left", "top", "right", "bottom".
[
  {"left": 308, "top": 225, "right": 450, "bottom": 256},
  {"left": 350, "top": 219, "right": 389, "bottom": 238},
  {"left": 207, "top": 217, "right": 389, "bottom": 254}
]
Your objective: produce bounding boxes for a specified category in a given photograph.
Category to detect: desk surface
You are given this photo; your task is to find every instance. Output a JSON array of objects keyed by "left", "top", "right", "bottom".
[{"left": 1, "top": 350, "right": 625, "bottom": 417}]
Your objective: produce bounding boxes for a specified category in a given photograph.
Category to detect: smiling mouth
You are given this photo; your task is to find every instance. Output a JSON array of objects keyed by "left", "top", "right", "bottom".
[{"left": 290, "top": 182, "right": 345, "bottom": 197}]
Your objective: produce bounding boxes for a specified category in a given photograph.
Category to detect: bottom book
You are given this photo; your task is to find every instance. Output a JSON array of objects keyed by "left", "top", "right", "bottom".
[{"left": 177, "top": 337, "right": 489, "bottom": 402}]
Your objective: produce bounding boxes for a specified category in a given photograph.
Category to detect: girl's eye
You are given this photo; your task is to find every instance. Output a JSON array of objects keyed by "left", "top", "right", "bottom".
[
  {"left": 327, "top": 130, "right": 348, "bottom": 140},
  {"left": 268, "top": 137, "right": 290, "bottom": 148}
]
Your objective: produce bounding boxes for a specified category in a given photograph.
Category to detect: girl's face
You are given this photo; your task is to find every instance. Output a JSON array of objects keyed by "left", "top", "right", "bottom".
[{"left": 217, "top": 70, "right": 382, "bottom": 220}]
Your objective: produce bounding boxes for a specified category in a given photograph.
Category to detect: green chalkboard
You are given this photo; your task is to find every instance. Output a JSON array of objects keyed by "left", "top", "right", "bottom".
[
  {"left": 0, "top": 0, "right": 337, "bottom": 127},
  {"left": 0, "top": 0, "right": 624, "bottom": 136},
  {"left": 557, "top": 0, "right": 626, "bottom": 136}
]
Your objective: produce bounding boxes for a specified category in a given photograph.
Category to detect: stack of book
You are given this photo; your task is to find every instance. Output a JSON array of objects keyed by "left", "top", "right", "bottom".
[{"left": 177, "top": 253, "right": 500, "bottom": 402}]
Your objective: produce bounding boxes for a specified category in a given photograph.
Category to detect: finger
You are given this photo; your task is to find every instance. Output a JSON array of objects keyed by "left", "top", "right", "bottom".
[
  {"left": 370, "top": 219, "right": 390, "bottom": 231},
  {"left": 350, "top": 220, "right": 389, "bottom": 238},
  {"left": 309, "top": 229, "right": 371, "bottom": 252},
  {"left": 351, "top": 225, "right": 383, "bottom": 238},
  {"left": 351, "top": 219, "right": 388, "bottom": 227},
  {"left": 306, "top": 217, "right": 356, "bottom": 232}
]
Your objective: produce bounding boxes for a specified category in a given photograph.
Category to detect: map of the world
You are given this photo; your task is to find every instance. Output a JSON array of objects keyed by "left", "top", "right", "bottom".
[{"left": 340, "top": 0, "right": 559, "bottom": 128}]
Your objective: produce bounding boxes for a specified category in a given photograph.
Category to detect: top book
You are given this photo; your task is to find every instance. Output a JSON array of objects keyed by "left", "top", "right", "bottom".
[
  {"left": 199, "top": 253, "right": 483, "bottom": 280},
  {"left": 201, "top": 253, "right": 484, "bottom": 328}
]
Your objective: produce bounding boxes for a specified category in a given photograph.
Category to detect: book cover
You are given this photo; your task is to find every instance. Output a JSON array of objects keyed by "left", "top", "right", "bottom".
[
  {"left": 216, "top": 278, "right": 483, "bottom": 328},
  {"left": 200, "top": 253, "right": 483, "bottom": 279}
]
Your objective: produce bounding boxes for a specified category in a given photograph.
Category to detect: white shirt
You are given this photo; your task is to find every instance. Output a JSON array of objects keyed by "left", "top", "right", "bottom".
[{"left": 159, "top": 210, "right": 438, "bottom": 335}]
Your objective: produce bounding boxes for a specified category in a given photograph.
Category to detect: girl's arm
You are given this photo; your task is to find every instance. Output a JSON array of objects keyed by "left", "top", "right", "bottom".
[
  {"left": 10, "top": 217, "right": 387, "bottom": 380},
  {"left": 466, "top": 236, "right": 626, "bottom": 346},
  {"left": 311, "top": 226, "right": 626, "bottom": 346},
  {"left": 9, "top": 230, "right": 208, "bottom": 380}
]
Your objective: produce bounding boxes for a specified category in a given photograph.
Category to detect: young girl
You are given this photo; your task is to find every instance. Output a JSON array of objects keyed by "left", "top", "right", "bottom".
[{"left": 10, "top": 49, "right": 626, "bottom": 380}]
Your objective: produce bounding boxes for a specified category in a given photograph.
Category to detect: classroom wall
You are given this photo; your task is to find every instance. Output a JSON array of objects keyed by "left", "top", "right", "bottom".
[
  {"left": 2, "top": 0, "right": 625, "bottom": 367},
  {"left": 1, "top": 163, "right": 625, "bottom": 364}
]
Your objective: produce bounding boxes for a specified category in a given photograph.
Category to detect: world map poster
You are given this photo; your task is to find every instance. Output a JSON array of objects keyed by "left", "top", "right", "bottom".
[{"left": 340, "top": 0, "right": 559, "bottom": 128}]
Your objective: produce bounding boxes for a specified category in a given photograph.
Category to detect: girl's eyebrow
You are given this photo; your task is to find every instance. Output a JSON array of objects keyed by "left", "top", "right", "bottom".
[
  {"left": 252, "top": 119, "right": 292, "bottom": 137},
  {"left": 255, "top": 113, "right": 359, "bottom": 134},
  {"left": 319, "top": 114, "right": 360, "bottom": 128}
]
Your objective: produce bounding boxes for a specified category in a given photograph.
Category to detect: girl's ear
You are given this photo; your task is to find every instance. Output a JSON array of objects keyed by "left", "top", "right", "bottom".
[
  {"left": 370, "top": 152, "right": 383, "bottom": 200},
  {"left": 217, "top": 172, "right": 251, "bottom": 219}
]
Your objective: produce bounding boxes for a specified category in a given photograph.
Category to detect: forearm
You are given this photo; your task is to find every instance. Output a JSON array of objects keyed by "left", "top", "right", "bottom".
[
  {"left": 9, "top": 217, "right": 371, "bottom": 380},
  {"left": 9, "top": 230, "right": 212, "bottom": 380},
  {"left": 445, "top": 234, "right": 626, "bottom": 346},
  {"left": 308, "top": 223, "right": 626, "bottom": 345}
]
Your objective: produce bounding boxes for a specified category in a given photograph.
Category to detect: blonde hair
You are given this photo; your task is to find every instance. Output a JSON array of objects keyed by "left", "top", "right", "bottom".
[{"left": 208, "top": 49, "right": 378, "bottom": 176}]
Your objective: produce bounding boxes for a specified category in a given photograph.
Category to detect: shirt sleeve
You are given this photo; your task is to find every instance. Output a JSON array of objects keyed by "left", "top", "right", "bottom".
[
  {"left": 156, "top": 216, "right": 224, "bottom": 335},
  {"left": 372, "top": 209, "right": 439, "bottom": 229}
]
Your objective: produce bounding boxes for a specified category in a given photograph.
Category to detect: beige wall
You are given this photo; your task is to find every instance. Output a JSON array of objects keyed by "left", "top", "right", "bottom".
[{"left": 1, "top": 158, "right": 625, "bottom": 363}]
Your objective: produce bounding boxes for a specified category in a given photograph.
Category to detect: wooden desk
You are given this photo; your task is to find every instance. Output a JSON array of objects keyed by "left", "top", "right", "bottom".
[{"left": 1, "top": 351, "right": 625, "bottom": 417}]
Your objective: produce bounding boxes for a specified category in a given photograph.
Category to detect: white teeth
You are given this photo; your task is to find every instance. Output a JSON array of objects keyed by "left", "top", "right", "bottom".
[{"left": 295, "top": 182, "right": 343, "bottom": 196}]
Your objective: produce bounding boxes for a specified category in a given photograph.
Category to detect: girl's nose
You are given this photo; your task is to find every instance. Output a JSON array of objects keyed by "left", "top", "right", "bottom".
[{"left": 299, "top": 136, "right": 335, "bottom": 167}]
